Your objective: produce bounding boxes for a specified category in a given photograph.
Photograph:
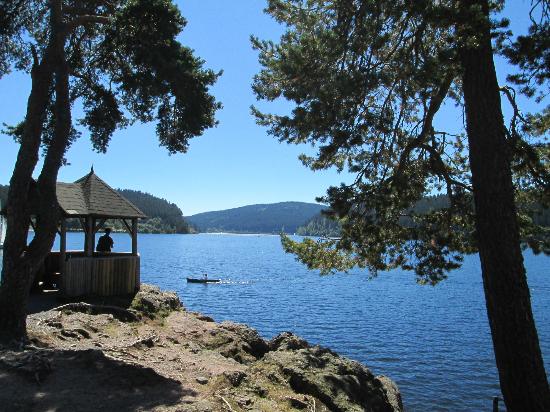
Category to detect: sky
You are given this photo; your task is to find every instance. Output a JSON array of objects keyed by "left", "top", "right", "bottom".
[{"left": 0, "top": 0, "right": 542, "bottom": 215}]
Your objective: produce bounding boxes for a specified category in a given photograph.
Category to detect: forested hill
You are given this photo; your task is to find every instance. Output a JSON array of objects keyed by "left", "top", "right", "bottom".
[
  {"left": 187, "top": 202, "right": 326, "bottom": 234},
  {"left": 296, "top": 194, "right": 550, "bottom": 237},
  {"left": 296, "top": 195, "right": 453, "bottom": 237},
  {"left": 296, "top": 213, "right": 341, "bottom": 237},
  {"left": 115, "top": 189, "right": 192, "bottom": 234}
]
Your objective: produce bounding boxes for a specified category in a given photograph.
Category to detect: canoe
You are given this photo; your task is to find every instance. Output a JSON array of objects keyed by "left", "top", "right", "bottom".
[{"left": 186, "top": 277, "right": 221, "bottom": 283}]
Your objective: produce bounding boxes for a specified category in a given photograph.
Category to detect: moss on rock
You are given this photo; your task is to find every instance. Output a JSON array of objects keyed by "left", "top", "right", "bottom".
[{"left": 130, "top": 284, "right": 182, "bottom": 319}]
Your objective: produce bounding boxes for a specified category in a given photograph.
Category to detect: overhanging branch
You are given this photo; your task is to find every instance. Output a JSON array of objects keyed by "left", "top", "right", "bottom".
[
  {"left": 418, "top": 143, "right": 472, "bottom": 194},
  {"left": 392, "top": 72, "right": 455, "bottom": 184},
  {"left": 65, "top": 15, "right": 112, "bottom": 32}
]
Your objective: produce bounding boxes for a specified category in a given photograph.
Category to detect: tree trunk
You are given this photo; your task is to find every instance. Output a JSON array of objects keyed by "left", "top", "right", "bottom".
[
  {"left": 459, "top": 0, "right": 550, "bottom": 410},
  {"left": 0, "top": 53, "right": 55, "bottom": 341},
  {"left": 0, "top": 0, "right": 69, "bottom": 342}
]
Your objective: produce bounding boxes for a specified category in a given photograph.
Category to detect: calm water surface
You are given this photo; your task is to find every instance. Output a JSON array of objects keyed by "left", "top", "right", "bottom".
[{"left": 22, "top": 233, "right": 550, "bottom": 410}]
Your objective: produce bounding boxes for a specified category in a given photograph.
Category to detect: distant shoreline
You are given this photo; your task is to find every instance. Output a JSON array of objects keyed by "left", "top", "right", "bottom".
[
  {"left": 47, "top": 230, "right": 284, "bottom": 236},
  {"left": 199, "top": 232, "right": 281, "bottom": 237}
]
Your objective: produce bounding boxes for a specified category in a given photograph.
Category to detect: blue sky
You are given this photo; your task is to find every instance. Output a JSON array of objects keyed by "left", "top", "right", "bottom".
[{"left": 0, "top": 0, "right": 541, "bottom": 215}]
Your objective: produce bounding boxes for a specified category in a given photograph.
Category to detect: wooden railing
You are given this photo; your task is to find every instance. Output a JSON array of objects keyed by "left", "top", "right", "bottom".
[{"left": 44, "top": 252, "right": 140, "bottom": 297}]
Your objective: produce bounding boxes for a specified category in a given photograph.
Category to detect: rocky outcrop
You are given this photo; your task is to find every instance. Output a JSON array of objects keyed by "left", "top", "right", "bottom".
[
  {"left": 4, "top": 284, "right": 403, "bottom": 412},
  {"left": 262, "top": 333, "right": 403, "bottom": 412},
  {"left": 130, "top": 284, "right": 182, "bottom": 318},
  {"left": 206, "top": 329, "right": 403, "bottom": 412}
]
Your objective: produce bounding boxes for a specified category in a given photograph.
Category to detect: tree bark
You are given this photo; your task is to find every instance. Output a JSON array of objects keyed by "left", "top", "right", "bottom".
[
  {"left": 459, "top": 0, "right": 550, "bottom": 410},
  {"left": 0, "top": 0, "right": 70, "bottom": 341},
  {"left": 0, "top": 52, "right": 55, "bottom": 341}
]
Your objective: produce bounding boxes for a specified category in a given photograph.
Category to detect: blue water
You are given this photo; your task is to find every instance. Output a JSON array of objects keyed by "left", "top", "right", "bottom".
[{"left": 17, "top": 233, "right": 550, "bottom": 410}]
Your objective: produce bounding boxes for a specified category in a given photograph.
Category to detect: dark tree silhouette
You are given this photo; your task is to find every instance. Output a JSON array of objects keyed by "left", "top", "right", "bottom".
[
  {"left": 253, "top": 0, "right": 549, "bottom": 409},
  {"left": 0, "top": 0, "right": 220, "bottom": 341}
]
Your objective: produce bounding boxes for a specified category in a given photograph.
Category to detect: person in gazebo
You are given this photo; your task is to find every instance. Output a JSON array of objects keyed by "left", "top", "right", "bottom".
[{"left": 96, "top": 228, "right": 114, "bottom": 253}]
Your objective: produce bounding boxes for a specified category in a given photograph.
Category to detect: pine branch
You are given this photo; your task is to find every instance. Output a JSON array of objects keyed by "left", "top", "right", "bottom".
[{"left": 65, "top": 15, "right": 112, "bottom": 32}]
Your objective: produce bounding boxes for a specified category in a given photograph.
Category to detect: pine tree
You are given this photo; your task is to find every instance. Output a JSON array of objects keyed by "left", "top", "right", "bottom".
[{"left": 253, "top": 1, "right": 549, "bottom": 409}]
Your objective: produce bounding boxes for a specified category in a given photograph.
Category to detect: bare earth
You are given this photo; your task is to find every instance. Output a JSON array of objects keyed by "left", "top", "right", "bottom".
[{"left": 0, "top": 285, "right": 402, "bottom": 412}]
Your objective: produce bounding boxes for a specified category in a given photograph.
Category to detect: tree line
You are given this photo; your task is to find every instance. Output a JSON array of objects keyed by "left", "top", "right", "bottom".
[
  {"left": 115, "top": 189, "right": 192, "bottom": 234},
  {"left": 298, "top": 194, "right": 550, "bottom": 238}
]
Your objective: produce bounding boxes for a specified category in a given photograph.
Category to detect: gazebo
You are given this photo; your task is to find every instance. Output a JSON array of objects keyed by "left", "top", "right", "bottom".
[{"left": 37, "top": 169, "right": 146, "bottom": 297}]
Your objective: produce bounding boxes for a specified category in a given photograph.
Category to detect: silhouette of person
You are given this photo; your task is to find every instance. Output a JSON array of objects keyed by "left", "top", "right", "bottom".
[{"left": 96, "top": 228, "right": 114, "bottom": 252}]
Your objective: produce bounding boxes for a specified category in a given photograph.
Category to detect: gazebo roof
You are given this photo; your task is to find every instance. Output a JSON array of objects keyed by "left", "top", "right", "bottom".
[{"left": 55, "top": 170, "right": 146, "bottom": 219}]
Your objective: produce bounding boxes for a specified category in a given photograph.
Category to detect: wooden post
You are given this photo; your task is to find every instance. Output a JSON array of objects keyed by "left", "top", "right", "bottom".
[
  {"left": 132, "top": 218, "right": 138, "bottom": 256},
  {"left": 493, "top": 397, "right": 499, "bottom": 412},
  {"left": 86, "top": 217, "right": 94, "bottom": 256},
  {"left": 59, "top": 219, "right": 67, "bottom": 276},
  {"left": 92, "top": 217, "right": 96, "bottom": 253},
  {"left": 81, "top": 218, "right": 87, "bottom": 253}
]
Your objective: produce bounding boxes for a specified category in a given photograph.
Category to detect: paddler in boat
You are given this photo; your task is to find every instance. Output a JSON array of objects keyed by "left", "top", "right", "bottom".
[{"left": 203, "top": 273, "right": 208, "bottom": 281}]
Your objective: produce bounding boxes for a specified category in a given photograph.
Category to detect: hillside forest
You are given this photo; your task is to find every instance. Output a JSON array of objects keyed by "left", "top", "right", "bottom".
[
  {"left": 296, "top": 194, "right": 550, "bottom": 237},
  {"left": 1, "top": 185, "right": 548, "bottom": 236}
]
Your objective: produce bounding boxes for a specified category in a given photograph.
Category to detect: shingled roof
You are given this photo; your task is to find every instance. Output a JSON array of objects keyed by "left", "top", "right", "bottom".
[{"left": 55, "top": 170, "right": 146, "bottom": 218}]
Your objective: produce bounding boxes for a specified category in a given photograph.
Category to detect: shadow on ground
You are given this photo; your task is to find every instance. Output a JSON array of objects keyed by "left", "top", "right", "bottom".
[
  {"left": 27, "top": 289, "right": 136, "bottom": 315},
  {"left": 0, "top": 347, "right": 196, "bottom": 411}
]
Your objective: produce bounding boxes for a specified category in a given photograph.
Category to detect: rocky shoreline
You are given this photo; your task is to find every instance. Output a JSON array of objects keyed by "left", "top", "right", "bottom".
[{"left": 0, "top": 285, "right": 403, "bottom": 411}]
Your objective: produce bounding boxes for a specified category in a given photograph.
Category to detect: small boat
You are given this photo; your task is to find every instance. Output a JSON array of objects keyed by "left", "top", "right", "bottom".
[{"left": 186, "top": 277, "right": 221, "bottom": 283}]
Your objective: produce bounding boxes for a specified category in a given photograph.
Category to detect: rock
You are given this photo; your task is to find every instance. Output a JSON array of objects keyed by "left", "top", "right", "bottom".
[
  {"left": 45, "top": 320, "right": 63, "bottom": 329},
  {"left": 131, "top": 334, "right": 158, "bottom": 348},
  {"left": 0, "top": 350, "right": 53, "bottom": 383},
  {"left": 196, "top": 314, "right": 215, "bottom": 322},
  {"left": 131, "top": 284, "right": 182, "bottom": 318},
  {"left": 267, "top": 371, "right": 281, "bottom": 383},
  {"left": 262, "top": 342, "right": 403, "bottom": 412},
  {"left": 223, "top": 370, "right": 247, "bottom": 387},
  {"left": 53, "top": 303, "right": 140, "bottom": 323},
  {"left": 60, "top": 329, "right": 81, "bottom": 339},
  {"left": 236, "top": 396, "right": 252, "bottom": 406},
  {"left": 218, "top": 322, "right": 269, "bottom": 362},
  {"left": 196, "top": 376, "right": 209, "bottom": 385},
  {"left": 286, "top": 396, "right": 309, "bottom": 409},
  {"left": 200, "top": 321, "right": 400, "bottom": 411},
  {"left": 250, "top": 384, "right": 268, "bottom": 397},
  {"left": 74, "top": 328, "right": 91, "bottom": 339},
  {"left": 166, "top": 336, "right": 180, "bottom": 344},
  {"left": 268, "top": 332, "right": 309, "bottom": 351},
  {"left": 376, "top": 375, "right": 403, "bottom": 411},
  {"left": 22, "top": 284, "right": 402, "bottom": 412}
]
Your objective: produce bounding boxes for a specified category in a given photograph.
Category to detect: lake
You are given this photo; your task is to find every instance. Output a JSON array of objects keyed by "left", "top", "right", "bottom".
[{"left": 6, "top": 232, "right": 550, "bottom": 411}]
